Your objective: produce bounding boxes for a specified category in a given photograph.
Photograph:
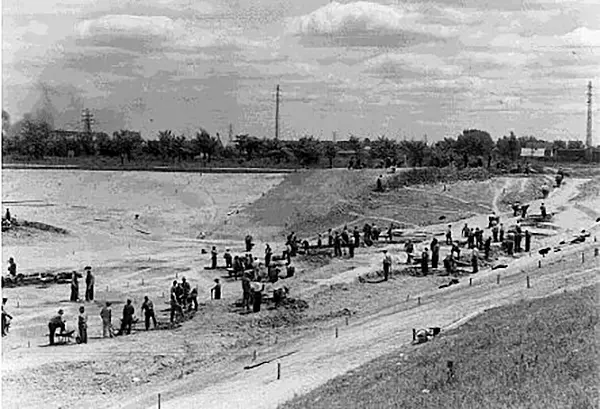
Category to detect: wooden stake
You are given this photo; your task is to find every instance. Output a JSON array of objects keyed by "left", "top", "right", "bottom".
[
  {"left": 253, "top": 350, "right": 257, "bottom": 361},
  {"left": 17, "top": 301, "right": 19, "bottom": 308},
  {"left": 582, "top": 252, "right": 585, "bottom": 264},
  {"left": 418, "top": 297, "right": 421, "bottom": 306},
  {"left": 497, "top": 274, "right": 500, "bottom": 285},
  {"left": 406, "top": 294, "right": 410, "bottom": 302},
  {"left": 526, "top": 276, "right": 530, "bottom": 289},
  {"left": 158, "top": 393, "right": 161, "bottom": 409},
  {"left": 106, "top": 285, "right": 109, "bottom": 292},
  {"left": 412, "top": 328, "right": 416, "bottom": 341},
  {"left": 28, "top": 340, "right": 30, "bottom": 348},
  {"left": 538, "top": 260, "right": 541, "bottom": 268},
  {"left": 594, "top": 248, "right": 598, "bottom": 257},
  {"left": 335, "top": 327, "right": 339, "bottom": 338},
  {"left": 141, "top": 278, "right": 144, "bottom": 286},
  {"left": 345, "top": 316, "right": 349, "bottom": 326},
  {"left": 277, "top": 362, "right": 281, "bottom": 380},
  {"left": 469, "top": 278, "right": 472, "bottom": 286}
]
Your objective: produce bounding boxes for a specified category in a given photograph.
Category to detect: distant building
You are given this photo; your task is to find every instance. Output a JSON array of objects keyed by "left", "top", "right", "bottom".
[{"left": 520, "top": 142, "right": 553, "bottom": 158}]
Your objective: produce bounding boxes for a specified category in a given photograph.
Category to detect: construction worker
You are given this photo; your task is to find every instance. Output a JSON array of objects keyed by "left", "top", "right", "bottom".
[
  {"left": 224, "top": 249, "right": 233, "bottom": 268},
  {"left": 100, "top": 302, "right": 113, "bottom": 338},
  {"left": 70, "top": 271, "right": 79, "bottom": 302},
  {"left": 430, "top": 238, "right": 440, "bottom": 269},
  {"left": 211, "top": 246, "right": 218, "bottom": 269},
  {"left": 118, "top": 299, "right": 134, "bottom": 335},
  {"left": 251, "top": 279, "right": 265, "bottom": 313},
  {"left": 328, "top": 229, "right": 333, "bottom": 246},
  {"left": 7, "top": 257, "right": 16, "bottom": 278},
  {"left": 524, "top": 230, "right": 532, "bottom": 252},
  {"left": 188, "top": 288, "right": 198, "bottom": 312},
  {"left": 317, "top": 233, "right": 322, "bottom": 248},
  {"left": 170, "top": 291, "right": 183, "bottom": 323},
  {"left": 264, "top": 244, "right": 272, "bottom": 267},
  {"left": 84, "top": 267, "right": 94, "bottom": 302},
  {"left": 348, "top": 236, "right": 355, "bottom": 258},
  {"left": 48, "top": 309, "right": 65, "bottom": 345},
  {"left": 2, "top": 298, "right": 13, "bottom": 337},
  {"left": 515, "top": 230, "right": 522, "bottom": 253},
  {"left": 421, "top": 248, "right": 429, "bottom": 276},
  {"left": 492, "top": 224, "right": 499, "bottom": 242},
  {"left": 387, "top": 224, "right": 393, "bottom": 242},
  {"left": 471, "top": 247, "right": 479, "bottom": 273},
  {"left": 245, "top": 234, "right": 253, "bottom": 252},
  {"left": 211, "top": 279, "right": 222, "bottom": 300},
  {"left": 241, "top": 273, "right": 251, "bottom": 311},
  {"left": 512, "top": 202, "right": 520, "bottom": 217},
  {"left": 141, "top": 296, "right": 158, "bottom": 330},
  {"left": 333, "top": 232, "right": 342, "bottom": 257},
  {"left": 405, "top": 240, "right": 414, "bottom": 264},
  {"left": 376, "top": 175, "right": 383, "bottom": 192},
  {"left": 541, "top": 183, "right": 550, "bottom": 198},
  {"left": 461, "top": 223, "right": 469, "bottom": 238},
  {"left": 484, "top": 236, "right": 492, "bottom": 259},
  {"left": 451, "top": 242, "right": 461, "bottom": 259},
  {"left": 540, "top": 203, "right": 547, "bottom": 219},
  {"left": 467, "top": 229, "right": 475, "bottom": 249},
  {"left": 445, "top": 225, "right": 453, "bottom": 245},
  {"left": 521, "top": 204, "right": 530, "bottom": 218},
  {"left": 78, "top": 306, "right": 88, "bottom": 344},
  {"left": 499, "top": 224, "right": 505, "bottom": 242},
  {"left": 382, "top": 250, "right": 392, "bottom": 281},
  {"left": 4, "top": 208, "right": 11, "bottom": 222}
]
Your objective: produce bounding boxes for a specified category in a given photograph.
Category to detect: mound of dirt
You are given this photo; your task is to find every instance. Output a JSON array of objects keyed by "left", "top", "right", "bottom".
[{"left": 2, "top": 218, "right": 69, "bottom": 235}]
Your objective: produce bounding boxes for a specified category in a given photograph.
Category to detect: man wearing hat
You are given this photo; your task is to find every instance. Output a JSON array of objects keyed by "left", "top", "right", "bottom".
[
  {"left": 224, "top": 249, "right": 232, "bottom": 269},
  {"left": 84, "top": 266, "right": 95, "bottom": 302},
  {"left": 100, "top": 302, "right": 113, "bottom": 338},
  {"left": 48, "top": 309, "right": 65, "bottom": 345}
]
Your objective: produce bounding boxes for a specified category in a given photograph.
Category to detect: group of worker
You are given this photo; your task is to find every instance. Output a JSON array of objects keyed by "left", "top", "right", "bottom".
[{"left": 69, "top": 266, "right": 95, "bottom": 302}]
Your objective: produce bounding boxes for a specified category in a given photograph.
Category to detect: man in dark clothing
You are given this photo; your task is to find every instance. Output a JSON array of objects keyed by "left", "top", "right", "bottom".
[
  {"left": 376, "top": 176, "right": 383, "bottom": 192},
  {"left": 387, "top": 224, "right": 393, "bottom": 242},
  {"left": 4, "top": 208, "right": 11, "bottom": 221},
  {"left": 78, "top": 306, "right": 88, "bottom": 344},
  {"left": 245, "top": 234, "right": 253, "bottom": 252},
  {"left": 515, "top": 231, "right": 522, "bottom": 253},
  {"left": 348, "top": 237, "right": 355, "bottom": 258},
  {"left": 224, "top": 249, "right": 233, "bottom": 268},
  {"left": 540, "top": 203, "right": 547, "bottom": 219},
  {"left": 421, "top": 249, "right": 429, "bottom": 276},
  {"left": 170, "top": 292, "right": 183, "bottom": 323},
  {"left": 524, "top": 230, "right": 531, "bottom": 252},
  {"left": 353, "top": 227, "right": 361, "bottom": 247},
  {"left": 333, "top": 232, "right": 342, "bottom": 257},
  {"left": 484, "top": 237, "right": 492, "bottom": 259},
  {"left": 430, "top": 239, "right": 440, "bottom": 269},
  {"left": 211, "top": 279, "right": 222, "bottom": 300},
  {"left": 461, "top": 223, "right": 469, "bottom": 238},
  {"left": 405, "top": 240, "right": 414, "bottom": 264},
  {"left": 499, "top": 224, "right": 505, "bottom": 242},
  {"left": 512, "top": 202, "right": 520, "bottom": 217},
  {"left": 2, "top": 298, "right": 12, "bottom": 337},
  {"left": 467, "top": 229, "right": 475, "bottom": 249},
  {"left": 119, "top": 299, "right": 135, "bottom": 335},
  {"left": 382, "top": 250, "right": 392, "bottom": 281},
  {"left": 328, "top": 229, "right": 333, "bottom": 246},
  {"left": 492, "top": 225, "right": 499, "bottom": 242},
  {"left": 451, "top": 242, "right": 461, "bottom": 259},
  {"left": 521, "top": 204, "right": 530, "bottom": 218},
  {"left": 7, "top": 257, "right": 16, "bottom": 277},
  {"left": 317, "top": 234, "right": 322, "bottom": 248},
  {"left": 70, "top": 272, "right": 79, "bottom": 302},
  {"left": 211, "top": 246, "right": 218, "bottom": 269},
  {"left": 471, "top": 248, "right": 479, "bottom": 273},
  {"left": 252, "top": 280, "right": 264, "bottom": 313},
  {"left": 241, "top": 274, "right": 251, "bottom": 311},
  {"left": 141, "top": 296, "right": 158, "bottom": 330},
  {"left": 188, "top": 288, "right": 198, "bottom": 312},
  {"left": 48, "top": 310, "right": 65, "bottom": 345},
  {"left": 265, "top": 244, "right": 272, "bottom": 267},
  {"left": 475, "top": 228, "right": 483, "bottom": 249},
  {"left": 181, "top": 277, "right": 191, "bottom": 306},
  {"left": 84, "top": 267, "right": 94, "bottom": 302}
]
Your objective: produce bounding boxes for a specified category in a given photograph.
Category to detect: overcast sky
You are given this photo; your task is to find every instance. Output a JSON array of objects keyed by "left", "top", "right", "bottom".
[{"left": 2, "top": 0, "right": 599, "bottom": 143}]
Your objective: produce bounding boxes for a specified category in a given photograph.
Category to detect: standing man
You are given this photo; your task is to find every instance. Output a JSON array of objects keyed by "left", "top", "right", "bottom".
[
  {"left": 211, "top": 279, "right": 222, "bottom": 300},
  {"left": 224, "top": 249, "right": 233, "bottom": 268},
  {"left": 540, "top": 203, "right": 547, "bottom": 219},
  {"left": 7, "top": 257, "right": 17, "bottom": 278},
  {"left": 327, "top": 229, "right": 333, "bottom": 246},
  {"left": 445, "top": 225, "right": 453, "bottom": 245},
  {"left": 70, "top": 271, "right": 79, "bottom": 302},
  {"left": 524, "top": 230, "right": 532, "bottom": 253},
  {"left": 515, "top": 230, "right": 522, "bottom": 253},
  {"left": 382, "top": 250, "right": 392, "bottom": 281},
  {"left": 471, "top": 247, "right": 479, "bottom": 274},
  {"left": 141, "top": 296, "right": 158, "bottom": 330},
  {"left": 84, "top": 267, "right": 94, "bottom": 302},
  {"left": 354, "top": 227, "right": 361, "bottom": 247},
  {"left": 333, "top": 232, "right": 342, "bottom": 257},
  {"left": 348, "top": 236, "right": 355, "bottom": 258},
  {"left": 264, "top": 244, "right": 272, "bottom": 267},
  {"left": 499, "top": 224, "right": 505, "bottom": 242},
  {"left": 484, "top": 236, "right": 492, "bottom": 260},
  {"left": 100, "top": 302, "right": 113, "bottom": 338},
  {"left": 405, "top": 240, "right": 414, "bottom": 264},
  {"left": 430, "top": 238, "right": 440, "bottom": 269},
  {"left": 387, "top": 224, "right": 393, "bottom": 242},
  {"left": 211, "top": 246, "right": 218, "bottom": 269},
  {"left": 181, "top": 277, "right": 191, "bottom": 309},
  {"left": 241, "top": 273, "right": 251, "bottom": 311},
  {"left": 78, "top": 306, "right": 88, "bottom": 344},
  {"left": 251, "top": 279, "right": 264, "bottom": 313},
  {"left": 4, "top": 208, "right": 11, "bottom": 221},
  {"left": 317, "top": 234, "right": 322, "bottom": 248},
  {"left": 521, "top": 204, "right": 530, "bottom": 218},
  {"left": 245, "top": 234, "right": 253, "bottom": 252},
  {"left": 492, "top": 224, "right": 499, "bottom": 242},
  {"left": 421, "top": 248, "right": 429, "bottom": 276},
  {"left": 48, "top": 309, "right": 65, "bottom": 345},
  {"left": 119, "top": 299, "right": 134, "bottom": 335}
]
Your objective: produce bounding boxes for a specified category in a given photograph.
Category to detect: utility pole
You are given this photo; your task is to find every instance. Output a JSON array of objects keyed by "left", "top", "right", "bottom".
[
  {"left": 228, "top": 123, "right": 233, "bottom": 144},
  {"left": 81, "top": 108, "right": 94, "bottom": 134},
  {"left": 275, "top": 84, "right": 280, "bottom": 140},
  {"left": 332, "top": 131, "right": 337, "bottom": 143},
  {"left": 586, "top": 81, "right": 593, "bottom": 149}
]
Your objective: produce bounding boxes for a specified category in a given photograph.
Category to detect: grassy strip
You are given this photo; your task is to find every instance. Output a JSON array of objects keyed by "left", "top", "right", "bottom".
[
  {"left": 280, "top": 286, "right": 598, "bottom": 409},
  {"left": 387, "top": 167, "right": 490, "bottom": 188}
]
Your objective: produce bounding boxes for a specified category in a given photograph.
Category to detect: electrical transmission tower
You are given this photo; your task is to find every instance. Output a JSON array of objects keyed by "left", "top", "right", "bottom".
[
  {"left": 81, "top": 108, "right": 94, "bottom": 134},
  {"left": 586, "top": 81, "right": 593, "bottom": 149}
]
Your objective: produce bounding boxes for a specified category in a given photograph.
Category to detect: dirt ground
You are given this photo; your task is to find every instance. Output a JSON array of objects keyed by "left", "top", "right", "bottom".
[{"left": 1, "top": 168, "right": 598, "bottom": 409}]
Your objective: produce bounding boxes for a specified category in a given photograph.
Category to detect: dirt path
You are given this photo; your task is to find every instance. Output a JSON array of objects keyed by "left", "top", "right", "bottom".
[{"left": 124, "top": 177, "right": 599, "bottom": 409}]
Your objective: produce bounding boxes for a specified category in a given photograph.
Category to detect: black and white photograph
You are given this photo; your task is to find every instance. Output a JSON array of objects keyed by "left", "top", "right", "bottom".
[{"left": 1, "top": 0, "right": 599, "bottom": 408}]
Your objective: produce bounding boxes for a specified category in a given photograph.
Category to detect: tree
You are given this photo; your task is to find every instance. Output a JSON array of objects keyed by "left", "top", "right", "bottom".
[
  {"left": 370, "top": 136, "right": 398, "bottom": 161},
  {"left": 567, "top": 140, "right": 584, "bottom": 149},
  {"left": 158, "top": 130, "right": 176, "bottom": 161},
  {"left": 496, "top": 131, "right": 521, "bottom": 161},
  {"left": 552, "top": 140, "right": 567, "bottom": 150},
  {"left": 399, "top": 140, "right": 428, "bottom": 167},
  {"left": 455, "top": 129, "right": 494, "bottom": 167},
  {"left": 113, "top": 130, "right": 143, "bottom": 162},
  {"left": 429, "top": 137, "right": 457, "bottom": 167},
  {"left": 324, "top": 141, "right": 338, "bottom": 168},
  {"left": 19, "top": 116, "right": 51, "bottom": 159},
  {"left": 234, "top": 134, "right": 264, "bottom": 161},
  {"left": 292, "top": 136, "right": 321, "bottom": 166},
  {"left": 2, "top": 110, "right": 10, "bottom": 138}
]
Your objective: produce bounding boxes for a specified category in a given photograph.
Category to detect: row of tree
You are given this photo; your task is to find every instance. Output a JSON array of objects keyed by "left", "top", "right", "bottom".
[{"left": 1, "top": 110, "right": 586, "bottom": 168}]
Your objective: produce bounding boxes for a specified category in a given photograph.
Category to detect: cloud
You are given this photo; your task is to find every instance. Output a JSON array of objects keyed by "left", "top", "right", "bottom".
[
  {"left": 486, "top": 27, "right": 600, "bottom": 50},
  {"left": 286, "top": 1, "right": 459, "bottom": 47},
  {"left": 364, "top": 53, "right": 462, "bottom": 78}
]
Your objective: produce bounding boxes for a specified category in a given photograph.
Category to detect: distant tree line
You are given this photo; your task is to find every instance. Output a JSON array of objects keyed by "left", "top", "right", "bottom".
[{"left": 0, "top": 109, "right": 587, "bottom": 168}]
